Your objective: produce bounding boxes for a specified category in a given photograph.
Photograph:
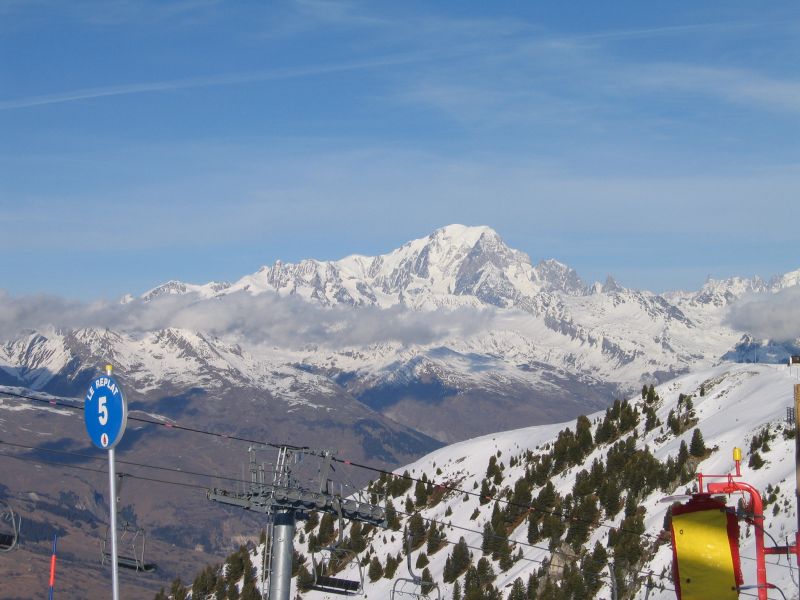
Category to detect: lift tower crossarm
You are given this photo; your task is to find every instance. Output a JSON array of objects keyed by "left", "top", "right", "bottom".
[
  {"left": 207, "top": 446, "right": 388, "bottom": 600},
  {"left": 207, "top": 484, "right": 387, "bottom": 527}
]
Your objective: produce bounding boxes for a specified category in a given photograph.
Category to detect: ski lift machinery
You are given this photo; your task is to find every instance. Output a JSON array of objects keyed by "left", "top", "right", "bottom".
[
  {"left": 208, "top": 445, "right": 388, "bottom": 600},
  {"left": 391, "top": 528, "right": 441, "bottom": 600},
  {"left": 100, "top": 475, "right": 157, "bottom": 573},
  {"left": 0, "top": 499, "right": 21, "bottom": 552}
]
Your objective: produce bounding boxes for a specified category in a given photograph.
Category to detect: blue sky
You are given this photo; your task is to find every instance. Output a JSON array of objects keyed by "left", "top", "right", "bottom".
[{"left": 1, "top": 0, "right": 799, "bottom": 299}]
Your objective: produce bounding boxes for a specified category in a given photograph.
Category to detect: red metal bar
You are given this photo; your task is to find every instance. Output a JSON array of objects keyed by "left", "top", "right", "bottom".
[
  {"left": 795, "top": 384, "right": 800, "bottom": 568},
  {"left": 707, "top": 480, "right": 767, "bottom": 600}
]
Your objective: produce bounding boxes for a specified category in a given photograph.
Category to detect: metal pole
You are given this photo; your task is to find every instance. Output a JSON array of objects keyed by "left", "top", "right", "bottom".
[
  {"left": 269, "top": 509, "right": 295, "bottom": 600},
  {"left": 794, "top": 384, "right": 800, "bottom": 567},
  {"left": 48, "top": 534, "right": 57, "bottom": 600},
  {"left": 109, "top": 448, "right": 120, "bottom": 600},
  {"left": 708, "top": 480, "right": 767, "bottom": 600}
]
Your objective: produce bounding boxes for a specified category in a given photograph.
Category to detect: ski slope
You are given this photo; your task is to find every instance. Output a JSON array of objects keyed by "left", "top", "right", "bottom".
[{"left": 235, "top": 362, "right": 800, "bottom": 600}]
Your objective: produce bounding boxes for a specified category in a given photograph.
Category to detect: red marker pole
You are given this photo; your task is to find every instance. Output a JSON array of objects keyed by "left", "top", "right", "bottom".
[{"left": 48, "top": 534, "right": 58, "bottom": 600}]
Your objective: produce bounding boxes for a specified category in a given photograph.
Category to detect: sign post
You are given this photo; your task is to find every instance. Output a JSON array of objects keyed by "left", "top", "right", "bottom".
[{"left": 84, "top": 365, "right": 127, "bottom": 600}]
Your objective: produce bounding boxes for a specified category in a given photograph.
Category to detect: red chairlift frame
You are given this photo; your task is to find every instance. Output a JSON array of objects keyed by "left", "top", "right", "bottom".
[{"left": 680, "top": 450, "right": 800, "bottom": 600}]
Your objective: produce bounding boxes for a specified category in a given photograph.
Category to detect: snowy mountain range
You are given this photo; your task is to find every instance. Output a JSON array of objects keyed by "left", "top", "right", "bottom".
[
  {"left": 1, "top": 225, "right": 799, "bottom": 599},
  {"left": 1, "top": 225, "right": 799, "bottom": 448}
]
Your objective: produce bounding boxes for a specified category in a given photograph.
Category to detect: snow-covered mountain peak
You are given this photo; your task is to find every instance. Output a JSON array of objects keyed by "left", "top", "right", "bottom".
[
  {"left": 142, "top": 279, "right": 231, "bottom": 302},
  {"left": 429, "top": 223, "right": 498, "bottom": 246},
  {"left": 205, "top": 224, "right": 543, "bottom": 310},
  {"left": 691, "top": 268, "right": 800, "bottom": 307},
  {"left": 601, "top": 275, "right": 623, "bottom": 293},
  {"left": 531, "top": 258, "right": 586, "bottom": 295},
  {"left": 771, "top": 267, "right": 800, "bottom": 290}
]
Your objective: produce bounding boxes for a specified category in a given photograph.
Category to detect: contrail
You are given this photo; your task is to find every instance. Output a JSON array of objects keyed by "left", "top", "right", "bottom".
[{"left": 0, "top": 55, "right": 417, "bottom": 110}]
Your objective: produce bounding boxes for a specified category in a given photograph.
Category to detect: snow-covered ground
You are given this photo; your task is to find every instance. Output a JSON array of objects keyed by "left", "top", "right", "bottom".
[{"left": 239, "top": 362, "right": 800, "bottom": 600}]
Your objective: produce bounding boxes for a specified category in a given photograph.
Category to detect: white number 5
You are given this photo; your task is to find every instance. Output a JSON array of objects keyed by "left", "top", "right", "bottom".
[{"left": 98, "top": 396, "right": 108, "bottom": 426}]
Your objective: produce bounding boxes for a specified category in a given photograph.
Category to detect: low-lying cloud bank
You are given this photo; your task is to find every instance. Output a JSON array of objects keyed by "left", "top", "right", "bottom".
[
  {"left": 0, "top": 290, "right": 500, "bottom": 348},
  {"left": 726, "top": 286, "right": 800, "bottom": 342}
]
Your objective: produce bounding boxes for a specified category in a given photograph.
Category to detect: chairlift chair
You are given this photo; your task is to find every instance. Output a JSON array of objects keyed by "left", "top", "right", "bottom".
[
  {"left": 100, "top": 476, "right": 157, "bottom": 573},
  {"left": 669, "top": 493, "right": 742, "bottom": 600},
  {"left": 311, "top": 499, "right": 364, "bottom": 595},
  {"left": 101, "top": 521, "right": 157, "bottom": 572},
  {"left": 391, "top": 528, "right": 441, "bottom": 600},
  {"left": 0, "top": 500, "right": 21, "bottom": 552}
]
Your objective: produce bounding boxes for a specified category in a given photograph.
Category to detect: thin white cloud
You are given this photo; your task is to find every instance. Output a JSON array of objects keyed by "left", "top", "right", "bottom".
[
  {"left": 571, "top": 20, "right": 756, "bottom": 43},
  {"left": 0, "top": 0, "right": 223, "bottom": 27},
  {"left": 0, "top": 55, "right": 420, "bottom": 111},
  {"left": 633, "top": 63, "right": 800, "bottom": 115},
  {"left": 0, "top": 290, "right": 499, "bottom": 348}
]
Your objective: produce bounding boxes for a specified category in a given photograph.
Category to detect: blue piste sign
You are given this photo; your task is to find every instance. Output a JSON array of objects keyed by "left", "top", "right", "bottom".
[{"left": 84, "top": 371, "right": 127, "bottom": 450}]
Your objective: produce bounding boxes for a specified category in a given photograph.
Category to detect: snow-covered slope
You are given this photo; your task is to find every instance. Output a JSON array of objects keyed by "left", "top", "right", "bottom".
[{"left": 234, "top": 362, "right": 800, "bottom": 600}]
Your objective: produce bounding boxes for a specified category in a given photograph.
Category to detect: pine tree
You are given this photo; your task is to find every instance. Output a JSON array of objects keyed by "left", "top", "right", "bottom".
[
  {"left": 350, "top": 521, "right": 366, "bottom": 553},
  {"left": 421, "top": 567, "right": 435, "bottom": 595},
  {"left": 368, "top": 556, "right": 384, "bottom": 582},
  {"left": 415, "top": 478, "right": 429, "bottom": 507},
  {"left": 647, "top": 384, "right": 657, "bottom": 404},
  {"left": 409, "top": 513, "right": 427, "bottom": 549},
  {"left": 576, "top": 415, "right": 594, "bottom": 455},
  {"left": 227, "top": 581, "right": 238, "bottom": 600},
  {"left": 481, "top": 521, "right": 493, "bottom": 555},
  {"left": 479, "top": 479, "right": 492, "bottom": 505},
  {"left": 192, "top": 565, "right": 218, "bottom": 598},
  {"left": 427, "top": 521, "right": 446, "bottom": 555},
  {"left": 689, "top": 428, "right": 706, "bottom": 457},
  {"left": 240, "top": 578, "right": 262, "bottom": 600},
  {"left": 318, "top": 513, "right": 336, "bottom": 546},
  {"left": 296, "top": 564, "right": 314, "bottom": 592},
  {"left": 644, "top": 406, "right": 658, "bottom": 432},
  {"left": 749, "top": 451, "right": 765, "bottom": 470},
  {"left": 667, "top": 410, "right": 681, "bottom": 435},
  {"left": 451, "top": 579, "right": 462, "bottom": 600},
  {"left": 304, "top": 510, "right": 319, "bottom": 533},
  {"left": 526, "top": 572, "right": 538, "bottom": 599},
  {"left": 476, "top": 557, "right": 496, "bottom": 585},
  {"left": 492, "top": 520, "right": 511, "bottom": 569},
  {"left": 444, "top": 537, "right": 470, "bottom": 582},
  {"left": 509, "top": 578, "right": 527, "bottom": 600},
  {"left": 214, "top": 576, "right": 227, "bottom": 598},
  {"left": 384, "top": 552, "right": 400, "bottom": 579},
  {"left": 170, "top": 578, "right": 188, "bottom": 600},
  {"left": 385, "top": 498, "right": 401, "bottom": 530}
]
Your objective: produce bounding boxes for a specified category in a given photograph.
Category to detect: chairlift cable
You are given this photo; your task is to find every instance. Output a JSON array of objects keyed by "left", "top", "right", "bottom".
[
  {"left": 0, "top": 448, "right": 781, "bottom": 597},
  {"left": 0, "top": 389, "right": 794, "bottom": 575}
]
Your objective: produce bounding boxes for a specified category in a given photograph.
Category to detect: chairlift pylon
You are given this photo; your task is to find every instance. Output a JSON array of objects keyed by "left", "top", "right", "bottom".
[
  {"left": 311, "top": 498, "right": 364, "bottom": 595},
  {"left": 0, "top": 500, "right": 21, "bottom": 552},
  {"left": 390, "top": 528, "right": 441, "bottom": 600}
]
